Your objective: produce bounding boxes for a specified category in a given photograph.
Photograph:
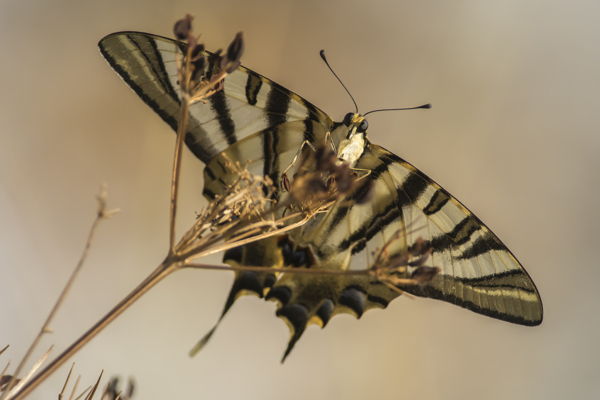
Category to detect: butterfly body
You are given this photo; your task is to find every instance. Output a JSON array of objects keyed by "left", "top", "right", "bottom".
[{"left": 99, "top": 31, "right": 543, "bottom": 361}]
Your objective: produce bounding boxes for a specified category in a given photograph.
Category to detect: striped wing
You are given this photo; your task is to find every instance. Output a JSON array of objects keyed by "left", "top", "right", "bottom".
[
  {"left": 336, "top": 143, "right": 543, "bottom": 325},
  {"left": 98, "top": 32, "right": 333, "bottom": 165},
  {"left": 99, "top": 31, "right": 542, "bottom": 361},
  {"left": 203, "top": 139, "right": 543, "bottom": 361}
]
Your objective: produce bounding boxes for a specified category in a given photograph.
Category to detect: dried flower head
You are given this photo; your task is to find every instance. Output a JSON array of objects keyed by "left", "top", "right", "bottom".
[
  {"left": 370, "top": 233, "right": 440, "bottom": 291},
  {"left": 220, "top": 32, "right": 244, "bottom": 73},
  {"left": 172, "top": 15, "right": 244, "bottom": 105},
  {"left": 281, "top": 144, "right": 360, "bottom": 216},
  {"left": 173, "top": 14, "right": 193, "bottom": 40}
]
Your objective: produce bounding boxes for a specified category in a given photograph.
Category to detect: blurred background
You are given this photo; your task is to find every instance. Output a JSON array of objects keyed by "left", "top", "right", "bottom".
[{"left": 1, "top": 1, "right": 599, "bottom": 399}]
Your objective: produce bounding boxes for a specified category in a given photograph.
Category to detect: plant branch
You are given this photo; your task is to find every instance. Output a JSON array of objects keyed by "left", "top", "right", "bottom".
[
  {"left": 184, "top": 261, "right": 371, "bottom": 276},
  {"left": 7, "top": 260, "right": 178, "bottom": 400},
  {"left": 169, "top": 94, "right": 191, "bottom": 252},
  {"left": 1, "top": 188, "right": 117, "bottom": 400}
]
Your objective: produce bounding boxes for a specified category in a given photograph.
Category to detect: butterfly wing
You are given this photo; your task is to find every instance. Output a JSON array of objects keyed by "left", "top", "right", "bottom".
[
  {"left": 341, "top": 143, "right": 543, "bottom": 326},
  {"left": 203, "top": 137, "right": 542, "bottom": 361},
  {"left": 98, "top": 32, "right": 333, "bottom": 166},
  {"left": 100, "top": 31, "right": 542, "bottom": 361}
]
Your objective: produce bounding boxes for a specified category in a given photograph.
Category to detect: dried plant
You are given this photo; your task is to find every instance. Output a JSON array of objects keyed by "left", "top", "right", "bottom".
[{"left": 3, "top": 14, "right": 438, "bottom": 400}]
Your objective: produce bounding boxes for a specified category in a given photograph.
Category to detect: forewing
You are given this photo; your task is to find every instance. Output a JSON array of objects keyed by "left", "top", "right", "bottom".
[
  {"left": 362, "top": 143, "right": 543, "bottom": 326},
  {"left": 98, "top": 32, "right": 332, "bottom": 163}
]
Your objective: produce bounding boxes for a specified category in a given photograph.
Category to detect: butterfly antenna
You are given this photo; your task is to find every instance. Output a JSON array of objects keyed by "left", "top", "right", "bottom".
[
  {"left": 363, "top": 104, "right": 431, "bottom": 117},
  {"left": 320, "top": 50, "right": 358, "bottom": 114}
]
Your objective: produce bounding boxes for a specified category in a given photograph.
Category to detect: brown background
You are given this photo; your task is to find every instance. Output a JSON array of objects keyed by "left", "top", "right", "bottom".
[{"left": 1, "top": 1, "right": 598, "bottom": 399}]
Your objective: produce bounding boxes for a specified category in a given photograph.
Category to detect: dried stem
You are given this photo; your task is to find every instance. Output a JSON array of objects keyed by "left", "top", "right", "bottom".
[
  {"left": 68, "top": 375, "right": 81, "bottom": 400},
  {"left": 2, "top": 188, "right": 117, "bottom": 400},
  {"left": 184, "top": 262, "right": 371, "bottom": 276},
  {"left": 58, "top": 363, "right": 74, "bottom": 400},
  {"left": 169, "top": 87, "right": 191, "bottom": 252},
  {"left": 7, "top": 260, "right": 177, "bottom": 400}
]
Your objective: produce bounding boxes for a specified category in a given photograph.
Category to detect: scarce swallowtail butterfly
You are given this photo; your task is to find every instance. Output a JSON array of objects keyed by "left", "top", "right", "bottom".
[{"left": 99, "top": 31, "right": 543, "bottom": 361}]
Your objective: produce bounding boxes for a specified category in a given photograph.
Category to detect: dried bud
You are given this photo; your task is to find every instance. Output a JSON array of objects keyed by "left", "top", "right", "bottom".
[
  {"left": 305, "top": 177, "right": 328, "bottom": 195},
  {"left": 190, "top": 41, "right": 205, "bottom": 61},
  {"left": 282, "top": 173, "right": 291, "bottom": 192},
  {"left": 209, "top": 74, "right": 224, "bottom": 92},
  {"left": 408, "top": 247, "right": 432, "bottom": 267},
  {"left": 334, "top": 163, "right": 354, "bottom": 194},
  {"left": 0, "top": 375, "right": 20, "bottom": 391},
  {"left": 410, "top": 266, "right": 441, "bottom": 284},
  {"left": 221, "top": 59, "right": 241, "bottom": 74},
  {"left": 191, "top": 55, "right": 206, "bottom": 81},
  {"left": 174, "top": 15, "right": 193, "bottom": 40},
  {"left": 227, "top": 32, "right": 244, "bottom": 64},
  {"left": 219, "top": 32, "right": 244, "bottom": 73},
  {"left": 411, "top": 237, "right": 428, "bottom": 254},
  {"left": 355, "top": 180, "right": 375, "bottom": 205},
  {"left": 315, "top": 146, "right": 337, "bottom": 173}
]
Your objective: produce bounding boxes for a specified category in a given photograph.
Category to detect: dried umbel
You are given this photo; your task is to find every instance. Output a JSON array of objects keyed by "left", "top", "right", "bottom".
[
  {"left": 370, "top": 234, "right": 440, "bottom": 292},
  {"left": 281, "top": 145, "right": 364, "bottom": 215},
  {"left": 172, "top": 14, "right": 244, "bottom": 104}
]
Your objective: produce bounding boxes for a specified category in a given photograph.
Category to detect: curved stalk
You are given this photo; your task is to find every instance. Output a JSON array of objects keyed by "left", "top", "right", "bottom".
[{"left": 8, "top": 260, "right": 179, "bottom": 400}]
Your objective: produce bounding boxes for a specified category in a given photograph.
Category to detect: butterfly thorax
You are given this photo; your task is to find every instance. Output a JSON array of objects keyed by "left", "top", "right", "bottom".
[{"left": 337, "top": 113, "right": 369, "bottom": 166}]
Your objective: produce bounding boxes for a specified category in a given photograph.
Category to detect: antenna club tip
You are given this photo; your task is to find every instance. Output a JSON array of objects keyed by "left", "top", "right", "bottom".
[
  {"left": 320, "top": 50, "right": 326, "bottom": 60},
  {"left": 422, "top": 103, "right": 432, "bottom": 109}
]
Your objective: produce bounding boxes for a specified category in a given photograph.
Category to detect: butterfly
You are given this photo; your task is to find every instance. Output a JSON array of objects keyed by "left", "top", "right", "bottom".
[{"left": 99, "top": 31, "right": 543, "bottom": 362}]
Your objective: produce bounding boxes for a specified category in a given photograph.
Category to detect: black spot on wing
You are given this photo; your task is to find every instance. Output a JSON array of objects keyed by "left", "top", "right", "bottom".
[
  {"left": 202, "top": 187, "right": 217, "bottom": 200},
  {"left": 316, "top": 299, "right": 335, "bottom": 326},
  {"left": 338, "top": 286, "right": 367, "bottom": 318},
  {"left": 266, "top": 286, "right": 292, "bottom": 305},
  {"left": 223, "top": 246, "right": 243, "bottom": 263},
  {"left": 277, "top": 304, "right": 309, "bottom": 362},
  {"left": 204, "top": 165, "right": 216, "bottom": 180}
]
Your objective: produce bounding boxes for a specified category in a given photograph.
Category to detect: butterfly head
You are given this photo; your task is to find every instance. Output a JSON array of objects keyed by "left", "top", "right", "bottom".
[
  {"left": 342, "top": 112, "right": 369, "bottom": 138},
  {"left": 338, "top": 112, "right": 369, "bottom": 164}
]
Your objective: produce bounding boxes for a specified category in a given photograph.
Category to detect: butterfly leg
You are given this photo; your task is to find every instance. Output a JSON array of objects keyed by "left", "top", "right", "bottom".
[
  {"left": 325, "top": 131, "right": 337, "bottom": 154},
  {"left": 282, "top": 140, "right": 317, "bottom": 176},
  {"left": 280, "top": 140, "right": 317, "bottom": 191}
]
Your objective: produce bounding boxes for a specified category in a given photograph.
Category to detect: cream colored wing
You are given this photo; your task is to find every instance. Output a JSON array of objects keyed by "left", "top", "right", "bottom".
[{"left": 98, "top": 31, "right": 333, "bottom": 168}]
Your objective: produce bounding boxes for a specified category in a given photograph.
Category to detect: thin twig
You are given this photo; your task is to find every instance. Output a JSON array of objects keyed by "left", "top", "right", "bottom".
[
  {"left": 184, "top": 262, "right": 371, "bottom": 276},
  {"left": 68, "top": 376, "right": 81, "bottom": 400},
  {"left": 84, "top": 371, "right": 102, "bottom": 400},
  {"left": 1, "top": 188, "right": 116, "bottom": 400},
  {"left": 169, "top": 95, "right": 191, "bottom": 252},
  {"left": 8, "top": 260, "right": 177, "bottom": 400},
  {"left": 58, "top": 363, "right": 75, "bottom": 400},
  {"left": 73, "top": 386, "right": 91, "bottom": 400},
  {"left": 0, "top": 360, "right": 11, "bottom": 390},
  {"left": 181, "top": 213, "right": 313, "bottom": 260},
  {"left": 7, "top": 346, "right": 52, "bottom": 397}
]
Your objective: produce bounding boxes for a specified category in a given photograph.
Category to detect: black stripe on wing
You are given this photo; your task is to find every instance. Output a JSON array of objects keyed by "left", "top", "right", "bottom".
[{"left": 367, "top": 144, "right": 543, "bottom": 326}]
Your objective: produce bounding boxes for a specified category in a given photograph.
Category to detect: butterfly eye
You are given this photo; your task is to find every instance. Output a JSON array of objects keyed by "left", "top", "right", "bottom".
[
  {"left": 358, "top": 119, "right": 369, "bottom": 132},
  {"left": 343, "top": 112, "right": 354, "bottom": 126}
]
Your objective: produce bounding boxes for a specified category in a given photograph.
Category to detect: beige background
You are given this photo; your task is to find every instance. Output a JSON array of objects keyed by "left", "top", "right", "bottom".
[{"left": 1, "top": 1, "right": 599, "bottom": 399}]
